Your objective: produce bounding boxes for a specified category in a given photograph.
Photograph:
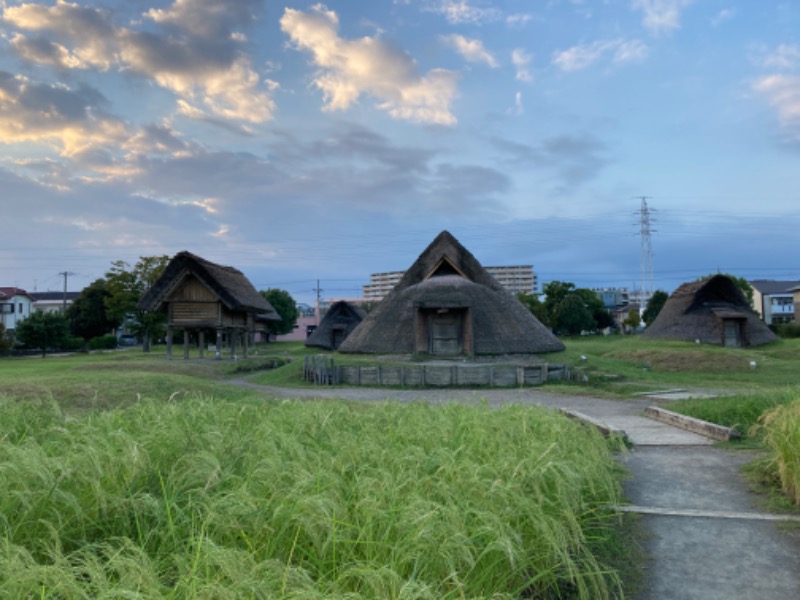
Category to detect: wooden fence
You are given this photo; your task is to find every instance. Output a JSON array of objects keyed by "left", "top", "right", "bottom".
[{"left": 303, "top": 355, "right": 569, "bottom": 387}]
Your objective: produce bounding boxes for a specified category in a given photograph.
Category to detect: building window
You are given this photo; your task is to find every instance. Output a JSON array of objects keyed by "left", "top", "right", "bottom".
[{"left": 18, "top": 303, "right": 23, "bottom": 313}]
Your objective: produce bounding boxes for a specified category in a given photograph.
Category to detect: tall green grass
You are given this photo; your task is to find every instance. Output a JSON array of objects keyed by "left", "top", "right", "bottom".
[
  {"left": 0, "top": 394, "right": 625, "bottom": 598},
  {"left": 666, "top": 388, "right": 800, "bottom": 434},
  {"left": 752, "top": 397, "right": 800, "bottom": 505}
]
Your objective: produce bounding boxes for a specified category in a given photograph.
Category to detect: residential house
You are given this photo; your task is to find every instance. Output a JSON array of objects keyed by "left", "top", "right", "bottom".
[
  {"left": 32, "top": 291, "right": 81, "bottom": 314},
  {"left": 749, "top": 280, "right": 800, "bottom": 325},
  {"left": 0, "top": 287, "right": 35, "bottom": 332}
]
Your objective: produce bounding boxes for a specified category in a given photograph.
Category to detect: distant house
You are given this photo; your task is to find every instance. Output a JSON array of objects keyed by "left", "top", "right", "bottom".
[
  {"left": 305, "top": 301, "right": 366, "bottom": 350},
  {"left": 642, "top": 275, "right": 776, "bottom": 348},
  {"left": 32, "top": 291, "right": 81, "bottom": 314},
  {"left": 339, "top": 231, "right": 564, "bottom": 356},
  {"left": 138, "top": 251, "right": 279, "bottom": 358},
  {"left": 749, "top": 280, "right": 800, "bottom": 325},
  {"left": 0, "top": 287, "right": 35, "bottom": 331}
]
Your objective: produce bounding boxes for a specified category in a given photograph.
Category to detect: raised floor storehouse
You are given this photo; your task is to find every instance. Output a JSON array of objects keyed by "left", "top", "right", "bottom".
[{"left": 139, "top": 251, "right": 278, "bottom": 359}]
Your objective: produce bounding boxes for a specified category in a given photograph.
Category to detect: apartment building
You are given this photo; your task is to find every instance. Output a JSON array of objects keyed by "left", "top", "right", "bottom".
[{"left": 362, "top": 265, "right": 538, "bottom": 300}]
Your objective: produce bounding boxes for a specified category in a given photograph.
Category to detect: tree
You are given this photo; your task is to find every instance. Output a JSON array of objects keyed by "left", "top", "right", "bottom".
[
  {"left": 574, "top": 288, "right": 615, "bottom": 330},
  {"left": 259, "top": 289, "right": 298, "bottom": 336},
  {"left": 0, "top": 323, "right": 12, "bottom": 355},
  {"left": 67, "top": 278, "right": 116, "bottom": 347},
  {"left": 642, "top": 290, "right": 669, "bottom": 325},
  {"left": 555, "top": 294, "right": 596, "bottom": 336},
  {"left": 698, "top": 273, "right": 754, "bottom": 305},
  {"left": 623, "top": 309, "right": 641, "bottom": 333},
  {"left": 15, "top": 311, "right": 70, "bottom": 357},
  {"left": 542, "top": 281, "right": 575, "bottom": 328},
  {"left": 540, "top": 281, "right": 614, "bottom": 335},
  {"left": 517, "top": 292, "right": 550, "bottom": 326},
  {"left": 105, "top": 256, "right": 170, "bottom": 351}
]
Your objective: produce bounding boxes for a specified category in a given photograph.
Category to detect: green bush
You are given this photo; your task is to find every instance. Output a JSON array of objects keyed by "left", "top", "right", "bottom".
[
  {"left": 773, "top": 323, "right": 800, "bottom": 339},
  {"left": 61, "top": 336, "right": 85, "bottom": 351},
  {"left": 88, "top": 334, "right": 119, "bottom": 350}
]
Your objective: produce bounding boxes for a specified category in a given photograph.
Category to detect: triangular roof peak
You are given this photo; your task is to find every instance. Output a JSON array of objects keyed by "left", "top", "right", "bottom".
[
  {"left": 389, "top": 230, "right": 502, "bottom": 297},
  {"left": 424, "top": 255, "right": 467, "bottom": 280}
]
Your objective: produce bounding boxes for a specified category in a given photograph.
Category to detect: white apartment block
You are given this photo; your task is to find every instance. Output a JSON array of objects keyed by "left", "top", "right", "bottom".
[{"left": 363, "top": 265, "right": 537, "bottom": 299}]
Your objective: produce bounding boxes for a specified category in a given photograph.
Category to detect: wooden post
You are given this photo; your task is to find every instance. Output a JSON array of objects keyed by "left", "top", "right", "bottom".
[
  {"left": 199, "top": 330, "right": 205, "bottom": 359},
  {"left": 215, "top": 329, "right": 222, "bottom": 359},
  {"left": 243, "top": 329, "right": 249, "bottom": 359},
  {"left": 183, "top": 330, "right": 190, "bottom": 360},
  {"left": 166, "top": 326, "right": 173, "bottom": 360},
  {"left": 231, "top": 330, "right": 237, "bottom": 360}
]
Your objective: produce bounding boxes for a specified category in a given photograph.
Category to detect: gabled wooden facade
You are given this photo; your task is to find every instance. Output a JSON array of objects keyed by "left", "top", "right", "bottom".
[{"left": 139, "top": 252, "right": 278, "bottom": 359}]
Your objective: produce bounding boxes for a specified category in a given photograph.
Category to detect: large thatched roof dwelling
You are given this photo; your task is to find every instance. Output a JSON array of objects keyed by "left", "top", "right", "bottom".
[
  {"left": 338, "top": 231, "right": 564, "bottom": 356},
  {"left": 139, "top": 251, "right": 277, "bottom": 358},
  {"left": 642, "top": 274, "right": 777, "bottom": 347},
  {"left": 305, "top": 301, "right": 366, "bottom": 350}
]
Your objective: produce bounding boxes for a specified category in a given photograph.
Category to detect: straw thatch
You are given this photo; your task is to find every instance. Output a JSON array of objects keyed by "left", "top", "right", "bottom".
[
  {"left": 338, "top": 231, "right": 564, "bottom": 355},
  {"left": 642, "top": 274, "right": 776, "bottom": 347},
  {"left": 139, "top": 251, "right": 276, "bottom": 324},
  {"left": 305, "top": 301, "right": 366, "bottom": 350}
]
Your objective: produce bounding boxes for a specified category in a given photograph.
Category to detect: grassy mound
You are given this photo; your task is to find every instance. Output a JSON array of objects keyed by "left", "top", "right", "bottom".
[{"left": 0, "top": 395, "right": 625, "bottom": 598}]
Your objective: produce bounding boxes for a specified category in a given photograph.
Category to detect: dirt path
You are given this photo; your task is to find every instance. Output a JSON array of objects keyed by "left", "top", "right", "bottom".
[{"left": 228, "top": 378, "right": 800, "bottom": 598}]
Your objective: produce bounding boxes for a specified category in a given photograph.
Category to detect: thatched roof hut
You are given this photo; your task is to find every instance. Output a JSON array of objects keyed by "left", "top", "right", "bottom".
[
  {"left": 305, "top": 301, "right": 366, "bottom": 350},
  {"left": 139, "top": 251, "right": 277, "bottom": 358},
  {"left": 642, "top": 275, "right": 776, "bottom": 347},
  {"left": 338, "top": 231, "right": 564, "bottom": 356}
]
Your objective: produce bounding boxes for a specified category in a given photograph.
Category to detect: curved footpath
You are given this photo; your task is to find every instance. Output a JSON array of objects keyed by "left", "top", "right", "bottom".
[{"left": 229, "top": 379, "right": 800, "bottom": 599}]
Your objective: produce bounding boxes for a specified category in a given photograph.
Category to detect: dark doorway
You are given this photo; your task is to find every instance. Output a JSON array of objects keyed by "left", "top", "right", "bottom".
[
  {"left": 722, "top": 319, "right": 745, "bottom": 348},
  {"left": 429, "top": 310, "right": 462, "bottom": 355}
]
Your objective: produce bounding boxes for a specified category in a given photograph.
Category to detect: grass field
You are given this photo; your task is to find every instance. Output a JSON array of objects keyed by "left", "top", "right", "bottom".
[{"left": 0, "top": 348, "right": 630, "bottom": 598}]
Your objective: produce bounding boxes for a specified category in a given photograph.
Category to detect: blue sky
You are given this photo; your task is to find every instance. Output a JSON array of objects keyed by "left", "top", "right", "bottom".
[{"left": 1, "top": 0, "right": 798, "bottom": 304}]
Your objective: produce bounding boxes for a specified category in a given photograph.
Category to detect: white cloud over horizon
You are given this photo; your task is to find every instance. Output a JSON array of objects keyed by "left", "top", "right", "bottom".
[
  {"left": 0, "top": 0, "right": 798, "bottom": 303},
  {"left": 280, "top": 5, "right": 459, "bottom": 125}
]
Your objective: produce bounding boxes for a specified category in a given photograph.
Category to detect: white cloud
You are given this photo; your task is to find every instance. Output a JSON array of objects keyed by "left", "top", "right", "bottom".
[
  {"left": 281, "top": 5, "right": 459, "bottom": 126},
  {"left": 0, "top": 72, "right": 128, "bottom": 157},
  {"left": 711, "top": 8, "right": 736, "bottom": 27},
  {"left": 511, "top": 48, "right": 533, "bottom": 83},
  {"left": 441, "top": 34, "right": 498, "bottom": 67},
  {"left": 506, "top": 13, "right": 532, "bottom": 28},
  {"left": 553, "top": 39, "right": 647, "bottom": 72},
  {"left": 756, "top": 44, "right": 800, "bottom": 71},
  {"left": 753, "top": 75, "right": 800, "bottom": 135},
  {"left": 2, "top": 0, "right": 275, "bottom": 123},
  {"left": 426, "top": 0, "right": 502, "bottom": 25},
  {"left": 631, "top": 0, "right": 694, "bottom": 35}
]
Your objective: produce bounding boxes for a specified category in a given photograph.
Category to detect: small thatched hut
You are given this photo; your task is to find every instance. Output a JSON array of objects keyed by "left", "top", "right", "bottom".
[
  {"left": 338, "top": 231, "right": 564, "bottom": 356},
  {"left": 139, "top": 251, "right": 278, "bottom": 358},
  {"left": 305, "top": 301, "right": 366, "bottom": 350},
  {"left": 642, "top": 275, "right": 776, "bottom": 347}
]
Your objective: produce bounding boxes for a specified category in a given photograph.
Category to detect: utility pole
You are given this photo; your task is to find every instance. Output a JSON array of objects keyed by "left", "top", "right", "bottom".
[
  {"left": 59, "top": 271, "right": 76, "bottom": 313},
  {"left": 636, "top": 197, "right": 655, "bottom": 311},
  {"left": 313, "top": 279, "right": 323, "bottom": 325}
]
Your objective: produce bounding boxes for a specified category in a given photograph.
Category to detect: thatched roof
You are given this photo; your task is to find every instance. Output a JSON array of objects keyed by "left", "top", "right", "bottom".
[
  {"left": 339, "top": 231, "right": 564, "bottom": 355},
  {"left": 642, "top": 275, "right": 776, "bottom": 346},
  {"left": 138, "top": 251, "right": 276, "bottom": 316},
  {"left": 305, "top": 301, "right": 366, "bottom": 350}
]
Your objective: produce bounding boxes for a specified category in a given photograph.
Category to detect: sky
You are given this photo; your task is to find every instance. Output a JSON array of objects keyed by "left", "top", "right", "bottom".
[{"left": 1, "top": 0, "right": 799, "bottom": 305}]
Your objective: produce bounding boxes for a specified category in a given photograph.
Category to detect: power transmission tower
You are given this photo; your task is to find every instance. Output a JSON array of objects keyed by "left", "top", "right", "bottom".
[{"left": 636, "top": 197, "right": 655, "bottom": 310}]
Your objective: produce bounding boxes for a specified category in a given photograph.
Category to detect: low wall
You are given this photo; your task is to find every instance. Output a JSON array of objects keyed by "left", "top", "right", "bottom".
[{"left": 304, "top": 356, "right": 569, "bottom": 387}]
